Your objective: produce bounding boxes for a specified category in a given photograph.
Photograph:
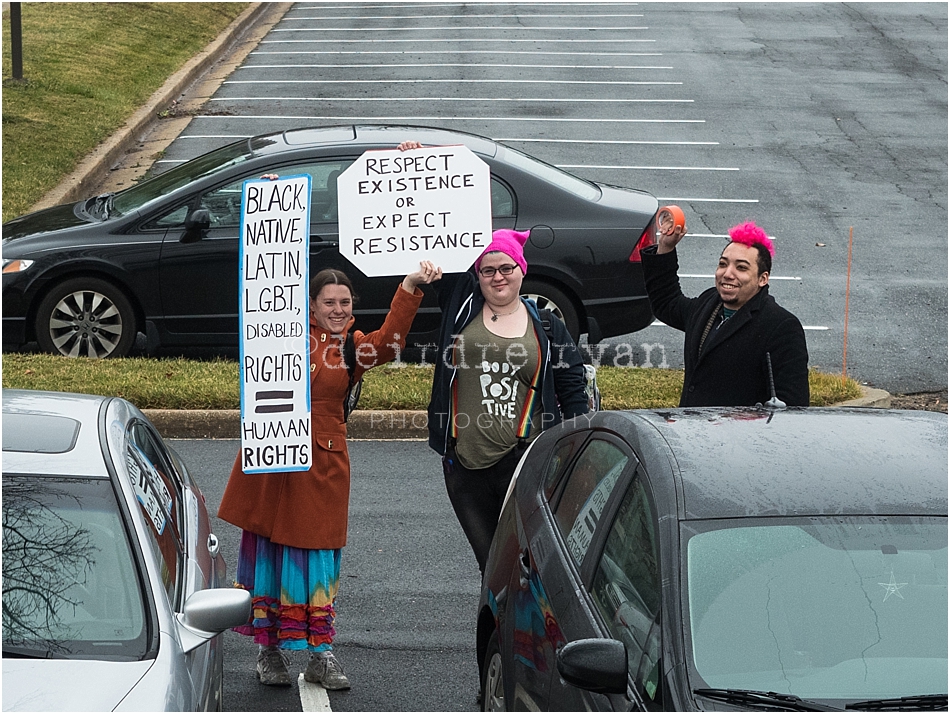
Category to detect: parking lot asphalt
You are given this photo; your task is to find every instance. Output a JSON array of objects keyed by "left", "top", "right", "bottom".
[{"left": 29, "top": 2, "right": 902, "bottom": 436}]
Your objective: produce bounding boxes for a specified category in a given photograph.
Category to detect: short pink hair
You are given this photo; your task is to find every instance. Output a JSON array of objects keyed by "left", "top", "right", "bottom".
[{"left": 728, "top": 221, "right": 775, "bottom": 257}]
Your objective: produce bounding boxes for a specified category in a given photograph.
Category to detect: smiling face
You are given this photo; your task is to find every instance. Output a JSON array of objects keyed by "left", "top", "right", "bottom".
[
  {"left": 716, "top": 242, "right": 769, "bottom": 309},
  {"left": 311, "top": 283, "right": 353, "bottom": 333},
  {"left": 477, "top": 251, "right": 524, "bottom": 309}
]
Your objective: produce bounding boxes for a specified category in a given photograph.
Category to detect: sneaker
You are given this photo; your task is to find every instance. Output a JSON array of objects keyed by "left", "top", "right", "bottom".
[
  {"left": 256, "top": 647, "right": 292, "bottom": 686},
  {"left": 304, "top": 651, "right": 351, "bottom": 690}
]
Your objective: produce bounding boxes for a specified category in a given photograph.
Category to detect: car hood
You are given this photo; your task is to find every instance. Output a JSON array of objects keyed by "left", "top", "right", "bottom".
[
  {"left": 2, "top": 658, "right": 154, "bottom": 711},
  {"left": 2, "top": 201, "right": 96, "bottom": 242}
]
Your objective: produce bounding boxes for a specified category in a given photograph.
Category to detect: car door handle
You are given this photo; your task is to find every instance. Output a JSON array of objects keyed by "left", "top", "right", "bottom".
[{"left": 207, "top": 533, "right": 220, "bottom": 559}]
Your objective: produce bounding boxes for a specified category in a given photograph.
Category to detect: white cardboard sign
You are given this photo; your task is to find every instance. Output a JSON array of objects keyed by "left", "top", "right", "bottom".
[
  {"left": 337, "top": 145, "right": 492, "bottom": 276},
  {"left": 239, "top": 175, "right": 312, "bottom": 474}
]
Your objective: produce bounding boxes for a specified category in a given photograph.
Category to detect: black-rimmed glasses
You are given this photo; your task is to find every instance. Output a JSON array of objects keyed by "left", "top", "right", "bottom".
[{"left": 478, "top": 264, "right": 518, "bottom": 278}]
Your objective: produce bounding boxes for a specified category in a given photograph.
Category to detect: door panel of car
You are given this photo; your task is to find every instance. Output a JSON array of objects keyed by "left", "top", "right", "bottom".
[
  {"left": 156, "top": 160, "right": 355, "bottom": 339},
  {"left": 510, "top": 433, "right": 637, "bottom": 710}
]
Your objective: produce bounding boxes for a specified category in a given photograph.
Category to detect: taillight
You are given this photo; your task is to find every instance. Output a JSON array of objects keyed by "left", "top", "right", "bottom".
[{"left": 629, "top": 216, "right": 657, "bottom": 262}]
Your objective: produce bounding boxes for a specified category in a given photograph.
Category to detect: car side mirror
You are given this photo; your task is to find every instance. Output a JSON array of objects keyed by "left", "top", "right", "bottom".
[
  {"left": 177, "top": 587, "right": 251, "bottom": 653},
  {"left": 181, "top": 208, "right": 211, "bottom": 242},
  {"left": 556, "top": 638, "right": 628, "bottom": 695}
]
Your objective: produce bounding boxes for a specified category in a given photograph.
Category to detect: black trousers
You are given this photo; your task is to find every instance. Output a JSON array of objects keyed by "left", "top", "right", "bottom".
[{"left": 443, "top": 447, "right": 522, "bottom": 574}]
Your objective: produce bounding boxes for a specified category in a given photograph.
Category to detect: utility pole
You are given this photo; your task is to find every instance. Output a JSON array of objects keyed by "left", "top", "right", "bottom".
[{"left": 10, "top": 2, "right": 24, "bottom": 81}]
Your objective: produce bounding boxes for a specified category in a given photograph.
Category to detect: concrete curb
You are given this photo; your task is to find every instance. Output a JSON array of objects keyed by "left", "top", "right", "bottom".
[
  {"left": 29, "top": 2, "right": 284, "bottom": 212},
  {"left": 145, "top": 387, "right": 893, "bottom": 439}
]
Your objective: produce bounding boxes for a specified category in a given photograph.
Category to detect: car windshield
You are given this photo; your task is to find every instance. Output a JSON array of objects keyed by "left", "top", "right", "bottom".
[
  {"left": 110, "top": 136, "right": 277, "bottom": 217},
  {"left": 495, "top": 143, "right": 601, "bottom": 201},
  {"left": 683, "top": 517, "right": 947, "bottom": 703},
  {"left": 2, "top": 474, "right": 150, "bottom": 660}
]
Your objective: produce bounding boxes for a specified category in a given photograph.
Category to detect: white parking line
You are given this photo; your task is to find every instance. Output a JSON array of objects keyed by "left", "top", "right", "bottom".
[
  {"left": 261, "top": 38, "right": 656, "bottom": 43},
  {"left": 502, "top": 138, "right": 718, "bottom": 145},
  {"left": 272, "top": 26, "right": 650, "bottom": 31},
  {"left": 285, "top": 14, "right": 646, "bottom": 19},
  {"left": 241, "top": 63, "right": 674, "bottom": 69},
  {"left": 210, "top": 97, "right": 692, "bottom": 103},
  {"left": 650, "top": 321, "right": 830, "bottom": 330},
  {"left": 679, "top": 274, "right": 802, "bottom": 281},
  {"left": 561, "top": 164, "right": 738, "bottom": 171},
  {"left": 298, "top": 675, "right": 332, "bottom": 712},
  {"left": 225, "top": 78, "right": 682, "bottom": 85},
  {"left": 192, "top": 114, "right": 705, "bottom": 123},
  {"left": 658, "top": 197, "right": 759, "bottom": 203},
  {"left": 252, "top": 50, "right": 664, "bottom": 56},
  {"left": 293, "top": 1, "right": 643, "bottom": 7}
]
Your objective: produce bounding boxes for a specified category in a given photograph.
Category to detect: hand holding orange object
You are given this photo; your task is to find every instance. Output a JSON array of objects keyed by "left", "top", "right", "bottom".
[{"left": 657, "top": 204, "right": 686, "bottom": 236}]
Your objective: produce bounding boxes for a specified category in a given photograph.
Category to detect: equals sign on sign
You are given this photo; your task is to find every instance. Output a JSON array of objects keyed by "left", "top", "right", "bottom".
[{"left": 255, "top": 390, "right": 295, "bottom": 414}]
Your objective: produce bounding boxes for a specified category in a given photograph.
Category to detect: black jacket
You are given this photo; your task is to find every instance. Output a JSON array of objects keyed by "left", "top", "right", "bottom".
[
  {"left": 427, "top": 272, "right": 589, "bottom": 456},
  {"left": 641, "top": 246, "right": 810, "bottom": 407}
]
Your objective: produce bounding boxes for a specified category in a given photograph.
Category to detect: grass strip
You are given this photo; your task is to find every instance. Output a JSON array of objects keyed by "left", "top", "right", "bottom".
[
  {"left": 2, "top": 2, "right": 249, "bottom": 222},
  {"left": 1, "top": 354, "right": 864, "bottom": 410}
]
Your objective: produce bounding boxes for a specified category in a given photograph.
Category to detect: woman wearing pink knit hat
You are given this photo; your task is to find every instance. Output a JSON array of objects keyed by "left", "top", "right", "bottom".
[{"left": 426, "top": 224, "right": 590, "bottom": 574}]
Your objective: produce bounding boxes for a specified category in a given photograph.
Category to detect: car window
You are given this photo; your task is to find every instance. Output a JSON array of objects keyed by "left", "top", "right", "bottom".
[
  {"left": 2, "top": 474, "right": 150, "bottom": 660},
  {"left": 491, "top": 177, "right": 515, "bottom": 218},
  {"left": 591, "top": 475, "right": 663, "bottom": 708},
  {"left": 553, "top": 438, "right": 629, "bottom": 566},
  {"left": 126, "top": 422, "right": 184, "bottom": 606},
  {"left": 142, "top": 203, "right": 190, "bottom": 230},
  {"left": 496, "top": 144, "right": 600, "bottom": 201},
  {"left": 198, "top": 159, "right": 356, "bottom": 228},
  {"left": 543, "top": 433, "right": 585, "bottom": 501}
]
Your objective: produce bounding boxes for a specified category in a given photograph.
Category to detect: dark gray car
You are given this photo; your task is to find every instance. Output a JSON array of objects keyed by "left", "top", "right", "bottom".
[{"left": 478, "top": 407, "right": 948, "bottom": 711}]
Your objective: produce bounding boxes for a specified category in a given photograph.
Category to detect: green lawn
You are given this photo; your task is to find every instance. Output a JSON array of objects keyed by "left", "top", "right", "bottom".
[
  {"left": 1, "top": 354, "right": 863, "bottom": 410},
  {"left": 2, "top": 2, "right": 248, "bottom": 221}
]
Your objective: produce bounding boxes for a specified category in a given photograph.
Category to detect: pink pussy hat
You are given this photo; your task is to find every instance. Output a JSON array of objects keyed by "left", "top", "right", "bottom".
[{"left": 475, "top": 229, "right": 529, "bottom": 275}]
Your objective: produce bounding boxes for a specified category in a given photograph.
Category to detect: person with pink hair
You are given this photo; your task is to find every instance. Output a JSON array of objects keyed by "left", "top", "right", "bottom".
[{"left": 640, "top": 216, "right": 809, "bottom": 406}]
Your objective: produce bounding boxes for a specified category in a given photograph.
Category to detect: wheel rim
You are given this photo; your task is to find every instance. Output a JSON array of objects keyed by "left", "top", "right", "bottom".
[
  {"left": 483, "top": 651, "right": 505, "bottom": 712},
  {"left": 522, "top": 291, "right": 564, "bottom": 323},
  {"left": 47, "top": 289, "right": 125, "bottom": 358}
]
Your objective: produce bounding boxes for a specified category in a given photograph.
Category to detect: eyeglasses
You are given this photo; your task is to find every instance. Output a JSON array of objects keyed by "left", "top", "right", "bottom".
[{"left": 478, "top": 264, "right": 518, "bottom": 278}]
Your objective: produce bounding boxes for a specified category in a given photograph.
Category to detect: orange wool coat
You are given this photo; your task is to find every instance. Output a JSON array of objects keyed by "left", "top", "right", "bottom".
[{"left": 217, "top": 285, "right": 423, "bottom": 550}]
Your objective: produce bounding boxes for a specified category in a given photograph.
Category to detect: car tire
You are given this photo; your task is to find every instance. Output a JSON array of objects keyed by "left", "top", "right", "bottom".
[
  {"left": 35, "top": 277, "right": 137, "bottom": 358},
  {"left": 520, "top": 279, "right": 580, "bottom": 343},
  {"left": 481, "top": 630, "right": 506, "bottom": 712}
]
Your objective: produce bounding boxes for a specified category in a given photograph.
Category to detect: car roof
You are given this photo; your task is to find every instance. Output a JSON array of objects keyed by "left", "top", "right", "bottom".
[
  {"left": 2, "top": 389, "right": 110, "bottom": 477},
  {"left": 247, "top": 124, "right": 500, "bottom": 159},
  {"left": 614, "top": 407, "right": 948, "bottom": 520}
]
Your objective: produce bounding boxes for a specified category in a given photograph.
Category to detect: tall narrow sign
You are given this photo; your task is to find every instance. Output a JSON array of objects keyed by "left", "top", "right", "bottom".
[{"left": 239, "top": 175, "right": 312, "bottom": 474}]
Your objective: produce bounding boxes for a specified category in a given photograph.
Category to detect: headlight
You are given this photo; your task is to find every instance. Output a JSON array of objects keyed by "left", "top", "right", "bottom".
[{"left": 2, "top": 259, "right": 34, "bottom": 274}]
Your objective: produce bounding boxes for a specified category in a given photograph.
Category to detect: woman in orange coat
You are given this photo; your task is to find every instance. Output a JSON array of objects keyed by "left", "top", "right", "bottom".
[{"left": 218, "top": 262, "right": 441, "bottom": 689}]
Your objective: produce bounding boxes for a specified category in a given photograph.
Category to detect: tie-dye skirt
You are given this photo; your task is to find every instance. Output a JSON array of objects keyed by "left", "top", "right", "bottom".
[{"left": 233, "top": 530, "right": 340, "bottom": 652}]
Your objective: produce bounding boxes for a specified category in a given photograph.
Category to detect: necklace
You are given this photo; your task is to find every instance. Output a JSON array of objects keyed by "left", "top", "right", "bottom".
[{"left": 488, "top": 303, "right": 521, "bottom": 322}]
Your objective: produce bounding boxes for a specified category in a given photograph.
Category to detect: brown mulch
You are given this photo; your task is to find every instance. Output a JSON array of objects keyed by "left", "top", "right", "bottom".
[{"left": 888, "top": 390, "right": 948, "bottom": 413}]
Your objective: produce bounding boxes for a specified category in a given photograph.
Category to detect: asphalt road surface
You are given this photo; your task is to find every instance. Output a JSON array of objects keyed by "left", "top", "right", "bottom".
[
  {"left": 175, "top": 438, "right": 481, "bottom": 712},
  {"left": 152, "top": 2, "right": 947, "bottom": 394}
]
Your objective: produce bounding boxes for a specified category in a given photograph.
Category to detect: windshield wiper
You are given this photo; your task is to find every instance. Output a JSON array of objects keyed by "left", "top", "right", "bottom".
[
  {"left": 845, "top": 694, "right": 948, "bottom": 711},
  {"left": 693, "top": 688, "right": 842, "bottom": 711}
]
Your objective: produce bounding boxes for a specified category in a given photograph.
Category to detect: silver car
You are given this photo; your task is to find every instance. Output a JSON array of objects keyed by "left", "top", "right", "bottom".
[{"left": 2, "top": 389, "right": 250, "bottom": 711}]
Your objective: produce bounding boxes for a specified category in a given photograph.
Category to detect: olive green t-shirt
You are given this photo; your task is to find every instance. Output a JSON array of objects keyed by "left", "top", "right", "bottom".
[{"left": 453, "top": 315, "right": 541, "bottom": 470}]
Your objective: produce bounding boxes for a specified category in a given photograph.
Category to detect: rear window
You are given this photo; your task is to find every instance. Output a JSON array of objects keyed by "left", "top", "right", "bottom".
[
  {"left": 2, "top": 475, "right": 150, "bottom": 660},
  {"left": 496, "top": 144, "right": 601, "bottom": 201},
  {"left": 2, "top": 413, "right": 80, "bottom": 453}
]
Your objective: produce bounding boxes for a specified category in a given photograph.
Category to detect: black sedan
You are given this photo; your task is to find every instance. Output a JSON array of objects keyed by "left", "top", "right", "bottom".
[
  {"left": 477, "top": 407, "right": 948, "bottom": 711},
  {"left": 2, "top": 125, "right": 659, "bottom": 358}
]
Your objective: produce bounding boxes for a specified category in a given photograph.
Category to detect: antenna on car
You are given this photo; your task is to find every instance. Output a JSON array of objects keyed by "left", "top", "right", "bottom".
[{"left": 764, "top": 352, "right": 787, "bottom": 409}]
